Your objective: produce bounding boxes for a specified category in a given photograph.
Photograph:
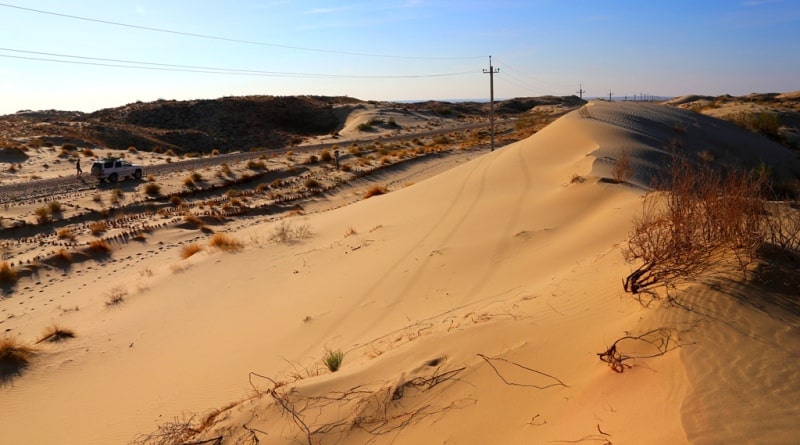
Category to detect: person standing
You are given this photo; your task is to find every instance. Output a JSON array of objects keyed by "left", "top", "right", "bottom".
[{"left": 76, "top": 158, "right": 82, "bottom": 177}]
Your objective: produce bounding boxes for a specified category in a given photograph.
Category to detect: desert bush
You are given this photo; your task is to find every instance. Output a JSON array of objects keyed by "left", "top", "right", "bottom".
[
  {"left": 191, "top": 171, "right": 203, "bottom": 182},
  {"left": 363, "top": 185, "right": 388, "bottom": 199},
  {"left": 211, "top": 148, "right": 220, "bottom": 156},
  {"left": 81, "top": 148, "right": 95, "bottom": 157},
  {"left": 303, "top": 155, "right": 318, "bottom": 165},
  {"left": 209, "top": 233, "right": 243, "bottom": 252},
  {"left": 169, "top": 195, "right": 183, "bottom": 207},
  {"left": 144, "top": 182, "right": 161, "bottom": 196},
  {"left": 34, "top": 206, "right": 51, "bottom": 224},
  {"left": 612, "top": 150, "right": 633, "bottom": 183},
  {"left": 48, "top": 201, "right": 63, "bottom": 214},
  {"left": 269, "top": 221, "right": 311, "bottom": 244},
  {"left": 183, "top": 176, "right": 196, "bottom": 188},
  {"left": 623, "top": 158, "right": 767, "bottom": 295},
  {"left": 320, "top": 149, "right": 333, "bottom": 163},
  {"left": 181, "top": 242, "right": 203, "bottom": 259},
  {"left": 323, "top": 349, "right": 344, "bottom": 372},
  {"left": 127, "top": 146, "right": 138, "bottom": 153},
  {"left": 0, "top": 261, "right": 17, "bottom": 284}
]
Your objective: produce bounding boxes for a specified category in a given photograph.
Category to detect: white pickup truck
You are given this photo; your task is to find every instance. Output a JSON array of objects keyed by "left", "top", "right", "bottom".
[{"left": 90, "top": 158, "right": 143, "bottom": 182}]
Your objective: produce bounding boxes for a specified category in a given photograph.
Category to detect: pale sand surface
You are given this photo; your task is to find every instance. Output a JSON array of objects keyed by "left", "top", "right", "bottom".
[{"left": 2, "top": 101, "right": 799, "bottom": 444}]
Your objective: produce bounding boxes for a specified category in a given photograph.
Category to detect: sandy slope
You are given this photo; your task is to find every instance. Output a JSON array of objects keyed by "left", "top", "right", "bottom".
[{"left": 2, "top": 101, "right": 799, "bottom": 444}]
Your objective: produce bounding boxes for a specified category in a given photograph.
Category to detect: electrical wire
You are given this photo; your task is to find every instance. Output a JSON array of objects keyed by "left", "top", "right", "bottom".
[
  {"left": 0, "top": 48, "right": 478, "bottom": 79},
  {"left": 0, "top": 2, "right": 485, "bottom": 60}
]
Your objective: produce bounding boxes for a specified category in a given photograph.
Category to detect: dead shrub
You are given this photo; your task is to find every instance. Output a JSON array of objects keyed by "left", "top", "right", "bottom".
[
  {"left": 612, "top": 150, "right": 633, "bottom": 183},
  {"left": 57, "top": 228, "right": 75, "bottom": 240},
  {"left": 623, "top": 158, "right": 767, "bottom": 295}
]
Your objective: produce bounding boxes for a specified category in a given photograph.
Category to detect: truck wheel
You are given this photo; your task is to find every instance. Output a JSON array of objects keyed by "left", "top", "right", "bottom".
[
  {"left": 109, "top": 173, "right": 118, "bottom": 182},
  {"left": 134, "top": 169, "right": 142, "bottom": 179}
]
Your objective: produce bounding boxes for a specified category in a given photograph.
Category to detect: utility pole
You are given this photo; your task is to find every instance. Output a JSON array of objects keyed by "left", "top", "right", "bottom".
[
  {"left": 577, "top": 84, "right": 586, "bottom": 100},
  {"left": 608, "top": 90, "right": 613, "bottom": 102},
  {"left": 483, "top": 56, "right": 499, "bottom": 151}
]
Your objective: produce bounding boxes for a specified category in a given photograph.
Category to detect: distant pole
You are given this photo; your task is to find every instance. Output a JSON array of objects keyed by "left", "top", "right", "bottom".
[
  {"left": 577, "top": 84, "right": 586, "bottom": 100},
  {"left": 608, "top": 90, "right": 613, "bottom": 102},
  {"left": 483, "top": 56, "right": 499, "bottom": 151}
]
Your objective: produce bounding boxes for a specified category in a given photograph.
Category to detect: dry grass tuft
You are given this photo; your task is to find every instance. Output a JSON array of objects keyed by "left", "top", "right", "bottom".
[
  {"left": 0, "top": 336, "right": 35, "bottom": 379},
  {"left": 181, "top": 242, "right": 203, "bottom": 259},
  {"left": 0, "top": 261, "right": 17, "bottom": 285},
  {"left": 362, "top": 185, "right": 388, "bottom": 199},
  {"left": 54, "top": 248, "right": 73, "bottom": 262},
  {"left": 209, "top": 233, "right": 244, "bottom": 252},
  {"left": 88, "top": 239, "right": 112, "bottom": 254},
  {"left": 105, "top": 286, "right": 128, "bottom": 307},
  {"left": 88, "top": 221, "right": 107, "bottom": 235},
  {"left": 57, "top": 228, "right": 75, "bottom": 240},
  {"left": 37, "top": 323, "right": 75, "bottom": 344}
]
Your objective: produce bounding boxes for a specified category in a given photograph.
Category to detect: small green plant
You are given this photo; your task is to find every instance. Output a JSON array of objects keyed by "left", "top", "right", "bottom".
[{"left": 323, "top": 349, "right": 344, "bottom": 372}]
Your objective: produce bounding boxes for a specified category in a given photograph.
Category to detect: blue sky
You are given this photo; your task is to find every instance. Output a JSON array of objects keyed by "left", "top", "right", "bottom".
[{"left": 0, "top": 0, "right": 798, "bottom": 114}]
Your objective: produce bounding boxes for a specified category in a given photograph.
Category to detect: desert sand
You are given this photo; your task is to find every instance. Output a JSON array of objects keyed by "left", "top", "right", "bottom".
[{"left": 2, "top": 100, "right": 799, "bottom": 444}]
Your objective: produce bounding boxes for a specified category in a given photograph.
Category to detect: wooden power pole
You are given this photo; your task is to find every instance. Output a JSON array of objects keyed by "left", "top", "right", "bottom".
[
  {"left": 577, "top": 84, "right": 586, "bottom": 99},
  {"left": 483, "top": 56, "right": 499, "bottom": 151}
]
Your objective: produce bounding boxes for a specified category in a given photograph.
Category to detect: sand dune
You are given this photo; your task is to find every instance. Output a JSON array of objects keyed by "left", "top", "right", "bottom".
[{"left": 2, "top": 101, "right": 799, "bottom": 444}]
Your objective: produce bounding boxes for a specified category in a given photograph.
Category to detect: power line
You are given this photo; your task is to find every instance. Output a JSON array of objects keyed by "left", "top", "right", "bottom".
[
  {"left": 0, "top": 48, "right": 477, "bottom": 79},
  {"left": 0, "top": 2, "right": 484, "bottom": 61}
]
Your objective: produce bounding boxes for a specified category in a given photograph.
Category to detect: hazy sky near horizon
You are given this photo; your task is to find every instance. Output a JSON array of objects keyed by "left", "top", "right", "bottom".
[{"left": 0, "top": 0, "right": 798, "bottom": 114}]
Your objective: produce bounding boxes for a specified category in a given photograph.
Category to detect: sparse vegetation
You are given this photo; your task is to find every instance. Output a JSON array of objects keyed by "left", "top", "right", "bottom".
[
  {"left": 0, "top": 261, "right": 17, "bottom": 284},
  {"left": 144, "top": 182, "right": 161, "bottom": 196},
  {"left": 89, "top": 221, "right": 107, "bottom": 235},
  {"left": 0, "top": 336, "right": 34, "bottom": 379},
  {"left": 304, "top": 178, "right": 322, "bottom": 189},
  {"left": 623, "top": 158, "right": 766, "bottom": 296},
  {"left": 209, "top": 233, "right": 244, "bottom": 252},
  {"left": 612, "top": 150, "right": 633, "bottom": 183},
  {"left": 37, "top": 323, "right": 75, "bottom": 343},
  {"left": 323, "top": 349, "right": 344, "bottom": 372},
  {"left": 181, "top": 243, "right": 203, "bottom": 259},
  {"left": 105, "top": 286, "right": 128, "bottom": 306},
  {"left": 363, "top": 185, "right": 388, "bottom": 199},
  {"left": 57, "top": 228, "right": 75, "bottom": 240},
  {"left": 88, "top": 239, "right": 112, "bottom": 254}
]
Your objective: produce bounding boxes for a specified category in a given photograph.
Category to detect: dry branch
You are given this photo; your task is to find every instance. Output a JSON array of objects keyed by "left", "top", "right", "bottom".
[{"left": 477, "top": 353, "right": 568, "bottom": 389}]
